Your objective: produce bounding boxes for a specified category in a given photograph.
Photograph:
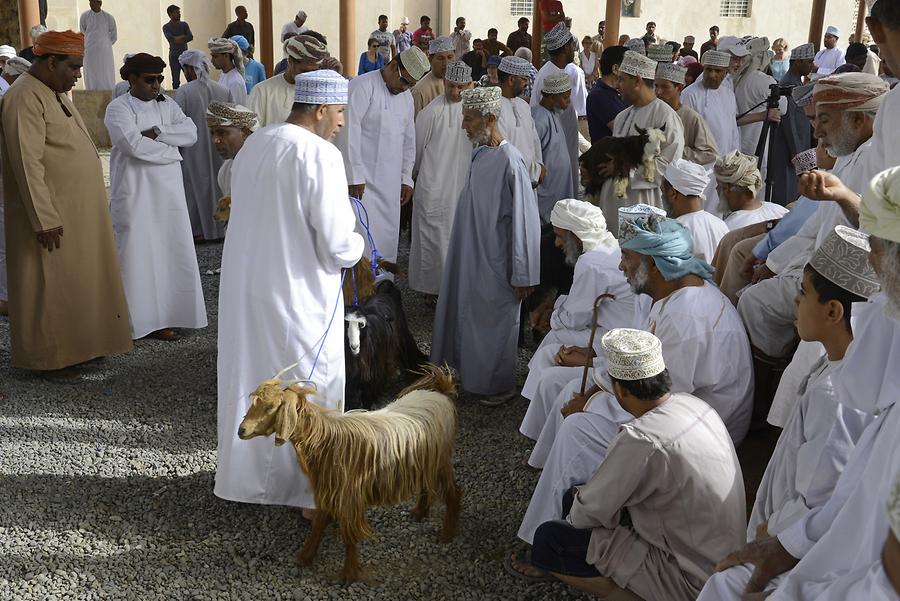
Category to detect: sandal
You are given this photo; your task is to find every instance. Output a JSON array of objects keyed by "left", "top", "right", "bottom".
[{"left": 503, "top": 549, "right": 556, "bottom": 583}]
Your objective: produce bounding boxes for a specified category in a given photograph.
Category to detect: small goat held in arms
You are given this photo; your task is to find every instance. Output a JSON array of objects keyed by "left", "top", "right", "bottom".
[
  {"left": 237, "top": 365, "right": 462, "bottom": 583},
  {"left": 581, "top": 126, "right": 666, "bottom": 198},
  {"left": 342, "top": 257, "right": 428, "bottom": 411}
]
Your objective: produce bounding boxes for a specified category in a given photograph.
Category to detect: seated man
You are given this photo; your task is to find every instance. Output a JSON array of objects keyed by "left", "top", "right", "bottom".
[
  {"left": 508, "top": 328, "right": 746, "bottom": 601},
  {"left": 699, "top": 225, "right": 878, "bottom": 600},
  {"left": 521, "top": 199, "right": 648, "bottom": 435},
  {"left": 715, "top": 151, "right": 788, "bottom": 231},
  {"left": 662, "top": 158, "right": 729, "bottom": 262},
  {"left": 518, "top": 208, "right": 753, "bottom": 544}
]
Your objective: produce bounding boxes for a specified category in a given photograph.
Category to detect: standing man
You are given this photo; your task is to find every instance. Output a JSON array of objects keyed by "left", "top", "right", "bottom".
[
  {"left": 163, "top": 5, "right": 193, "bottom": 89},
  {"left": 248, "top": 34, "right": 328, "bottom": 127},
  {"left": 770, "top": 43, "right": 816, "bottom": 205},
  {"left": 507, "top": 17, "right": 532, "bottom": 55},
  {"left": 412, "top": 36, "right": 453, "bottom": 115},
  {"left": 483, "top": 28, "right": 511, "bottom": 58},
  {"left": 497, "top": 56, "right": 544, "bottom": 188},
  {"left": 336, "top": 47, "right": 428, "bottom": 267},
  {"left": 393, "top": 17, "right": 412, "bottom": 54},
  {"left": 641, "top": 22, "right": 658, "bottom": 47},
  {"left": 209, "top": 37, "right": 247, "bottom": 105},
  {"left": 409, "top": 61, "right": 474, "bottom": 296},
  {"left": 461, "top": 38, "right": 488, "bottom": 81},
  {"left": 532, "top": 72, "right": 574, "bottom": 222},
  {"left": 682, "top": 50, "right": 741, "bottom": 214},
  {"left": 450, "top": 17, "right": 471, "bottom": 60},
  {"left": 222, "top": 5, "right": 254, "bottom": 46},
  {"left": 413, "top": 16, "right": 432, "bottom": 41},
  {"left": 230, "top": 35, "right": 264, "bottom": 93},
  {"left": 430, "top": 86, "right": 541, "bottom": 404},
  {"left": 586, "top": 46, "right": 627, "bottom": 143},
  {"left": 591, "top": 21, "right": 605, "bottom": 50},
  {"left": 280, "top": 11, "right": 308, "bottom": 39},
  {"left": 371, "top": 15, "right": 396, "bottom": 63},
  {"left": 700, "top": 25, "right": 719, "bottom": 60},
  {"left": 815, "top": 26, "right": 846, "bottom": 75},
  {"left": 654, "top": 63, "right": 719, "bottom": 172},
  {"left": 0, "top": 30, "right": 132, "bottom": 380},
  {"left": 680, "top": 36, "right": 699, "bottom": 60},
  {"left": 216, "top": 70, "right": 363, "bottom": 512},
  {"left": 176, "top": 50, "right": 230, "bottom": 242},
  {"left": 597, "top": 51, "right": 685, "bottom": 234},
  {"left": 104, "top": 53, "right": 206, "bottom": 341},
  {"left": 79, "top": 0, "right": 116, "bottom": 90}
]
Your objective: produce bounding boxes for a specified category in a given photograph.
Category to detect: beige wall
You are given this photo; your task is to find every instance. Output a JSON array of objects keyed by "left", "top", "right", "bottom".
[{"left": 42, "top": 0, "right": 858, "bottom": 88}]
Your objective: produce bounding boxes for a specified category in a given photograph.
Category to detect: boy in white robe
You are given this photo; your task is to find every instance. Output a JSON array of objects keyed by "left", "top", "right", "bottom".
[
  {"left": 518, "top": 208, "right": 753, "bottom": 540},
  {"left": 408, "top": 61, "right": 473, "bottom": 295},
  {"left": 697, "top": 165, "right": 900, "bottom": 600},
  {"left": 714, "top": 151, "right": 788, "bottom": 230},
  {"left": 79, "top": 0, "right": 116, "bottom": 90},
  {"left": 335, "top": 47, "right": 428, "bottom": 266},
  {"left": 215, "top": 70, "right": 363, "bottom": 511},
  {"left": 175, "top": 50, "right": 230, "bottom": 241},
  {"left": 662, "top": 158, "right": 729, "bottom": 263},
  {"left": 430, "top": 86, "right": 541, "bottom": 404},
  {"left": 698, "top": 225, "right": 879, "bottom": 600},
  {"left": 208, "top": 37, "right": 247, "bottom": 105},
  {"left": 521, "top": 199, "right": 647, "bottom": 436},
  {"left": 497, "top": 56, "right": 544, "bottom": 187},
  {"left": 531, "top": 72, "right": 575, "bottom": 222},
  {"left": 104, "top": 53, "right": 206, "bottom": 341},
  {"left": 595, "top": 51, "right": 685, "bottom": 234},
  {"left": 508, "top": 328, "right": 745, "bottom": 601}
]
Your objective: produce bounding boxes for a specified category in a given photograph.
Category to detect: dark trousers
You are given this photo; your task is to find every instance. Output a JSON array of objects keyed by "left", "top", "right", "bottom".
[
  {"left": 531, "top": 487, "right": 601, "bottom": 578},
  {"left": 169, "top": 50, "right": 183, "bottom": 89}
]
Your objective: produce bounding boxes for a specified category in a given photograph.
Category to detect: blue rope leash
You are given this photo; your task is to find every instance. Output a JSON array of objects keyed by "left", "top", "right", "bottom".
[
  {"left": 303, "top": 269, "right": 348, "bottom": 385},
  {"left": 348, "top": 195, "right": 382, "bottom": 278}
]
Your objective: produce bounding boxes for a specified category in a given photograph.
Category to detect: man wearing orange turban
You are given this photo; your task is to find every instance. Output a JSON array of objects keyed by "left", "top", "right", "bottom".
[{"left": 0, "top": 30, "right": 133, "bottom": 380}]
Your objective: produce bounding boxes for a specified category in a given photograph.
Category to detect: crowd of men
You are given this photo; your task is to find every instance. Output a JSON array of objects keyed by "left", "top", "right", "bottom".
[{"left": 2, "top": 1, "right": 900, "bottom": 599}]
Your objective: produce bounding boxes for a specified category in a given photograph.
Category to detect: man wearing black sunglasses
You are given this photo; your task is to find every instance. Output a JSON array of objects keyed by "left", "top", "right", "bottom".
[
  {"left": 0, "top": 29, "right": 133, "bottom": 381},
  {"left": 104, "top": 52, "right": 207, "bottom": 343},
  {"left": 335, "top": 46, "right": 429, "bottom": 271}
]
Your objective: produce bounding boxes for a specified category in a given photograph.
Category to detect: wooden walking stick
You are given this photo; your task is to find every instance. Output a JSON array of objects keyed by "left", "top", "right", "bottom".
[{"left": 579, "top": 294, "right": 615, "bottom": 396}]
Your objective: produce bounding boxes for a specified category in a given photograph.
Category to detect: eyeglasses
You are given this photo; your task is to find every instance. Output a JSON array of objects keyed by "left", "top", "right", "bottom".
[{"left": 142, "top": 75, "right": 165, "bottom": 84}]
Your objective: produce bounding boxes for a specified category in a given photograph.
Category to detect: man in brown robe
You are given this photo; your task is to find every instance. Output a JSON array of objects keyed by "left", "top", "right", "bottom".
[{"left": 1, "top": 30, "right": 132, "bottom": 380}]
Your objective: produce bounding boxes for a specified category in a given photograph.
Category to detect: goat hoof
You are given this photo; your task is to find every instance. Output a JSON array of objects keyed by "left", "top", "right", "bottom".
[{"left": 295, "top": 549, "right": 316, "bottom": 566}]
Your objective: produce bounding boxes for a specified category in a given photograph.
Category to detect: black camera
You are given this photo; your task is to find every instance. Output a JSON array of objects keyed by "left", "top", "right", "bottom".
[{"left": 767, "top": 83, "right": 794, "bottom": 107}]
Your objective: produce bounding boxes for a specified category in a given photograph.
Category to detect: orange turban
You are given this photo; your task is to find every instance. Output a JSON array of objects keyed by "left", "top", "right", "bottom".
[{"left": 33, "top": 30, "right": 85, "bottom": 57}]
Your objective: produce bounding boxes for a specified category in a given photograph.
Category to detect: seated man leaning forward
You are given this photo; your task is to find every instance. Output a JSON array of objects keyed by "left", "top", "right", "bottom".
[
  {"left": 522, "top": 198, "right": 649, "bottom": 421},
  {"left": 507, "top": 328, "right": 747, "bottom": 601}
]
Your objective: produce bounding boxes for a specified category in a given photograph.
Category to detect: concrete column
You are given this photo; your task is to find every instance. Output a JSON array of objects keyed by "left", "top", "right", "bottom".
[
  {"left": 18, "top": 0, "right": 41, "bottom": 50},
  {"left": 602, "top": 0, "right": 621, "bottom": 51},
  {"left": 259, "top": 0, "right": 273, "bottom": 75},
  {"left": 531, "top": 0, "right": 542, "bottom": 67},
  {"left": 808, "top": 0, "right": 827, "bottom": 48},
  {"left": 855, "top": 0, "right": 867, "bottom": 44},
  {"left": 340, "top": 0, "right": 355, "bottom": 75}
]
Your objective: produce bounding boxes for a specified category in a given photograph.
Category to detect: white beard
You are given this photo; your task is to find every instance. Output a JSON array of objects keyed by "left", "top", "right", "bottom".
[
  {"left": 628, "top": 260, "right": 651, "bottom": 296},
  {"left": 882, "top": 244, "right": 900, "bottom": 323}
]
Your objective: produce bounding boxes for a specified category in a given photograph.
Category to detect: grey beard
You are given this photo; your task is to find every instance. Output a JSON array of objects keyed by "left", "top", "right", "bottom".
[
  {"left": 825, "top": 120, "right": 861, "bottom": 158},
  {"left": 882, "top": 246, "right": 900, "bottom": 323},
  {"left": 471, "top": 128, "right": 491, "bottom": 146},
  {"left": 563, "top": 236, "right": 581, "bottom": 267},
  {"left": 628, "top": 260, "right": 651, "bottom": 296}
]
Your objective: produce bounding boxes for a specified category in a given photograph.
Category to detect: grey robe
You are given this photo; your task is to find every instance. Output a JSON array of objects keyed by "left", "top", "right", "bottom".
[
  {"left": 430, "top": 141, "right": 541, "bottom": 395},
  {"left": 174, "top": 78, "right": 230, "bottom": 240},
  {"left": 531, "top": 104, "right": 575, "bottom": 223}
]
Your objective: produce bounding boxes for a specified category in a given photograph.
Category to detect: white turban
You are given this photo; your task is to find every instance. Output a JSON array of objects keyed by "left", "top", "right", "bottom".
[
  {"left": 714, "top": 151, "right": 762, "bottom": 197},
  {"left": 178, "top": 49, "right": 212, "bottom": 81},
  {"left": 2, "top": 56, "right": 30, "bottom": 77},
  {"left": 813, "top": 72, "right": 889, "bottom": 113},
  {"left": 208, "top": 37, "right": 244, "bottom": 76},
  {"left": 550, "top": 199, "right": 617, "bottom": 251},
  {"left": 0, "top": 45, "right": 16, "bottom": 59},
  {"left": 664, "top": 159, "right": 711, "bottom": 198},
  {"left": 860, "top": 166, "right": 900, "bottom": 244}
]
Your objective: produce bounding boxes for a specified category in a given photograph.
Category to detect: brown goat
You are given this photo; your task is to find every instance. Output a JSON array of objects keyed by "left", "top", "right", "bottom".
[{"left": 237, "top": 365, "right": 462, "bottom": 583}]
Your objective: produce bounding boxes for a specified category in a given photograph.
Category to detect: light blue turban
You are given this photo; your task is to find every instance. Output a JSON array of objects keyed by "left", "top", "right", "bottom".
[{"left": 620, "top": 216, "right": 715, "bottom": 282}]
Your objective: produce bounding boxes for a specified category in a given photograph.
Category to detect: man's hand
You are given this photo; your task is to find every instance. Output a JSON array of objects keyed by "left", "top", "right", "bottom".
[
  {"left": 715, "top": 537, "right": 799, "bottom": 596},
  {"left": 596, "top": 157, "right": 616, "bottom": 178},
  {"left": 141, "top": 128, "right": 158, "bottom": 140},
  {"left": 741, "top": 254, "right": 763, "bottom": 279},
  {"left": 36, "top": 227, "right": 63, "bottom": 252},
  {"left": 528, "top": 301, "right": 554, "bottom": 334},
  {"left": 538, "top": 164, "right": 547, "bottom": 186},
  {"left": 174, "top": 35, "right": 187, "bottom": 44},
  {"left": 400, "top": 184, "right": 414, "bottom": 206},
  {"left": 751, "top": 263, "right": 776, "bottom": 284},
  {"left": 554, "top": 345, "right": 595, "bottom": 367},
  {"left": 561, "top": 393, "right": 590, "bottom": 418},
  {"left": 765, "top": 108, "right": 781, "bottom": 123},
  {"left": 799, "top": 170, "right": 855, "bottom": 203},
  {"left": 348, "top": 184, "right": 365, "bottom": 200},
  {"left": 755, "top": 521, "right": 770, "bottom": 541},
  {"left": 513, "top": 286, "right": 534, "bottom": 301}
]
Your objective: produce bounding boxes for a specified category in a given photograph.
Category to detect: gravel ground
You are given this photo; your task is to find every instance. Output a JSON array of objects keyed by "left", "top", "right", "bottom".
[{"left": 0, "top": 235, "right": 590, "bottom": 601}]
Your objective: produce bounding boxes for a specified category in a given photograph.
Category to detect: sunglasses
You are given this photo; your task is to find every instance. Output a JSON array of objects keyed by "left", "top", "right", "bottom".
[{"left": 142, "top": 75, "right": 165, "bottom": 84}]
